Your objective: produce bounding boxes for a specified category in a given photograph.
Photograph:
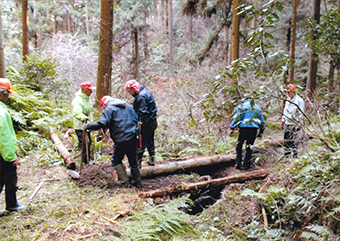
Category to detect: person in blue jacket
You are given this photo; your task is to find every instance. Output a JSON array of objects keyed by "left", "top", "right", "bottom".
[
  {"left": 83, "top": 96, "right": 141, "bottom": 188},
  {"left": 229, "top": 94, "right": 265, "bottom": 170},
  {"left": 125, "top": 80, "right": 158, "bottom": 167}
]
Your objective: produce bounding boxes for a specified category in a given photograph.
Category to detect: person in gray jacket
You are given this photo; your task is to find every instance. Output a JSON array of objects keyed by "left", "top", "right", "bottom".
[
  {"left": 83, "top": 96, "right": 141, "bottom": 188},
  {"left": 281, "top": 84, "right": 305, "bottom": 158}
]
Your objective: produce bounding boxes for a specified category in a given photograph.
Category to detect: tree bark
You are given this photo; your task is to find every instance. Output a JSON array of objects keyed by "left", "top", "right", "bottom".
[
  {"left": 307, "top": 0, "right": 321, "bottom": 100},
  {"left": 22, "top": 0, "right": 29, "bottom": 61},
  {"left": 198, "top": 21, "right": 226, "bottom": 64},
  {"left": 0, "top": 3, "right": 5, "bottom": 78},
  {"left": 264, "top": 139, "right": 284, "bottom": 148},
  {"left": 169, "top": 0, "right": 174, "bottom": 78},
  {"left": 289, "top": 0, "right": 298, "bottom": 83},
  {"left": 49, "top": 129, "right": 76, "bottom": 170},
  {"left": 128, "top": 154, "right": 236, "bottom": 178},
  {"left": 133, "top": 28, "right": 139, "bottom": 80},
  {"left": 231, "top": 0, "right": 240, "bottom": 84},
  {"left": 96, "top": 0, "right": 114, "bottom": 105},
  {"left": 139, "top": 169, "right": 271, "bottom": 198}
]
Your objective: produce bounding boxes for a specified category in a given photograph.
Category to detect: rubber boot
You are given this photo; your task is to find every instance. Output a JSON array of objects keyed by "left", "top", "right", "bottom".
[
  {"left": 114, "top": 164, "right": 129, "bottom": 186},
  {"left": 0, "top": 210, "right": 5, "bottom": 217},
  {"left": 147, "top": 155, "right": 155, "bottom": 166},
  {"left": 130, "top": 167, "right": 142, "bottom": 188},
  {"left": 5, "top": 190, "right": 28, "bottom": 212}
]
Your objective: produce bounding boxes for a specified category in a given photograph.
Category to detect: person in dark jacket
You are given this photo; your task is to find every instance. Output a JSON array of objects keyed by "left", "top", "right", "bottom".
[
  {"left": 125, "top": 80, "right": 158, "bottom": 167},
  {"left": 83, "top": 96, "right": 141, "bottom": 188},
  {"left": 229, "top": 94, "right": 265, "bottom": 170}
]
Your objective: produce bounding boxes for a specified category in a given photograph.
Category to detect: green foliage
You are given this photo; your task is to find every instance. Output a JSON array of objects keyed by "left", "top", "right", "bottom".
[
  {"left": 16, "top": 56, "right": 71, "bottom": 101},
  {"left": 118, "top": 196, "right": 196, "bottom": 241},
  {"left": 300, "top": 225, "right": 336, "bottom": 241},
  {"left": 304, "top": 8, "right": 340, "bottom": 67}
]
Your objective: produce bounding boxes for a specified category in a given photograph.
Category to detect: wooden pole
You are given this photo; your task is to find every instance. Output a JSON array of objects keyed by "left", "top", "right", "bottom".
[
  {"left": 49, "top": 128, "right": 76, "bottom": 170},
  {"left": 139, "top": 169, "right": 271, "bottom": 198},
  {"left": 127, "top": 154, "right": 236, "bottom": 178}
]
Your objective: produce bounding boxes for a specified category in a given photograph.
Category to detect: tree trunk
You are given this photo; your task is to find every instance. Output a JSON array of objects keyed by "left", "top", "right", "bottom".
[
  {"left": 142, "top": 12, "right": 150, "bottom": 60},
  {"left": 264, "top": 139, "right": 284, "bottom": 148},
  {"left": 133, "top": 28, "right": 139, "bottom": 80},
  {"left": 307, "top": 0, "right": 321, "bottom": 100},
  {"left": 198, "top": 21, "right": 225, "bottom": 64},
  {"left": 139, "top": 169, "right": 271, "bottom": 198},
  {"left": 231, "top": 0, "right": 240, "bottom": 84},
  {"left": 49, "top": 129, "right": 76, "bottom": 170},
  {"left": 22, "top": 0, "right": 29, "bottom": 61},
  {"left": 328, "top": 60, "right": 335, "bottom": 94},
  {"left": 128, "top": 154, "right": 236, "bottom": 178},
  {"left": 289, "top": 0, "right": 298, "bottom": 83},
  {"left": 188, "top": 14, "right": 193, "bottom": 42},
  {"left": 96, "top": 0, "right": 114, "bottom": 105},
  {"left": 0, "top": 3, "right": 5, "bottom": 78},
  {"left": 85, "top": 4, "right": 89, "bottom": 36},
  {"left": 169, "top": 0, "right": 174, "bottom": 78}
]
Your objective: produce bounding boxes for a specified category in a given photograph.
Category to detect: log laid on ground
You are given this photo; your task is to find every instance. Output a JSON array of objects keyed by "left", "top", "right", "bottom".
[
  {"left": 49, "top": 128, "right": 76, "bottom": 170},
  {"left": 264, "top": 139, "right": 284, "bottom": 148},
  {"left": 139, "top": 169, "right": 271, "bottom": 198},
  {"left": 127, "top": 154, "right": 236, "bottom": 178}
]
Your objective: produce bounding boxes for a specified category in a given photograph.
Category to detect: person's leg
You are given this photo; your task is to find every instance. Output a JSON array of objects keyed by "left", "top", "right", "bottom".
[
  {"left": 111, "top": 143, "right": 128, "bottom": 186},
  {"left": 125, "top": 138, "right": 141, "bottom": 187},
  {"left": 146, "top": 120, "right": 157, "bottom": 166},
  {"left": 244, "top": 128, "right": 258, "bottom": 169},
  {"left": 235, "top": 129, "right": 246, "bottom": 169},
  {"left": 283, "top": 126, "right": 294, "bottom": 156},
  {"left": 75, "top": 130, "right": 83, "bottom": 149},
  {"left": 2, "top": 157, "right": 27, "bottom": 212}
]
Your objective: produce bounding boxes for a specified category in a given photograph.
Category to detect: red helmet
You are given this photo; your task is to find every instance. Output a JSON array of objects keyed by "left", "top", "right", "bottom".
[
  {"left": 0, "top": 78, "right": 15, "bottom": 93},
  {"left": 284, "top": 84, "right": 296, "bottom": 93},
  {"left": 125, "top": 79, "right": 140, "bottom": 94},
  {"left": 80, "top": 81, "right": 95, "bottom": 90},
  {"left": 100, "top": 95, "right": 112, "bottom": 107}
]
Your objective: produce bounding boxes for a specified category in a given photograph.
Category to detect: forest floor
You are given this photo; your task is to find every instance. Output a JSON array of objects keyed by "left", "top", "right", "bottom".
[{"left": 0, "top": 129, "right": 298, "bottom": 240}]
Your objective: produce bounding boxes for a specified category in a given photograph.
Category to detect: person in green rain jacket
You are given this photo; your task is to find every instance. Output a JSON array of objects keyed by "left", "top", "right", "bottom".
[
  {"left": 72, "top": 81, "right": 95, "bottom": 164},
  {"left": 0, "top": 78, "right": 27, "bottom": 216}
]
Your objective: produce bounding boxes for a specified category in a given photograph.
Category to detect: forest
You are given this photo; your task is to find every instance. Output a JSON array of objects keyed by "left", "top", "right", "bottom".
[{"left": 1, "top": 0, "right": 340, "bottom": 240}]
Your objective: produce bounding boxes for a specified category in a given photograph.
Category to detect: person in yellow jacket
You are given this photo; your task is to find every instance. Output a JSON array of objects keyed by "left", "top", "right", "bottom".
[
  {"left": 72, "top": 81, "right": 95, "bottom": 164},
  {"left": 0, "top": 78, "right": 27, "bottom": 217}
]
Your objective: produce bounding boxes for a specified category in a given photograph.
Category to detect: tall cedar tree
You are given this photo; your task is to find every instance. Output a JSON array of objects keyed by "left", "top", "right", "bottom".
[
  {"left": 96, "top": 0, "right": 114, "bottom": 105},
  {"left": 22, "top": 0, "right": 29, "bottom": 61}
]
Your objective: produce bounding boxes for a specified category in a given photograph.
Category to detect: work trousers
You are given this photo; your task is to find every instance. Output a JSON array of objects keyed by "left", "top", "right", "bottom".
[
  {"left": 0, "top": 155, "right": 17, "bottom": 194},
  {"left": 76, "top": 130, "right": 91, "bottom": 164},
  {"left": 283, "top": 124, "right": 300, "bottom": 157},
  {"left": 111, "top": 137, "right": 138, "bottom": 169},
  {"left": 138, "top": 119, "right": 157, "bottom": 161},
  {"left": 236, "top": 127, "right": 258, "bottom": 164}
]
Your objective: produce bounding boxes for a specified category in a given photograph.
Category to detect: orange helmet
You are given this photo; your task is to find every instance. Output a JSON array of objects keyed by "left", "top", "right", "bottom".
[
  {"left": 125, "top": 79, "right": 140, "bottom": 94},
  {"left": 0, "top": 78, "right": 15, "bottom": 93}
]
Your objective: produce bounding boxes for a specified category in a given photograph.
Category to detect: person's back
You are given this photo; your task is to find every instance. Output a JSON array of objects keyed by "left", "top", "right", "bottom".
[{"left": 133, "top": 86, "right": 157, "bottom": 125}]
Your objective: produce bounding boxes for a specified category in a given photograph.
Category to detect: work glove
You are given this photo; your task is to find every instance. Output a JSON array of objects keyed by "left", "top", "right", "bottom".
[{"left": 13, "top": 159, "right": 18, "bottom": 167}]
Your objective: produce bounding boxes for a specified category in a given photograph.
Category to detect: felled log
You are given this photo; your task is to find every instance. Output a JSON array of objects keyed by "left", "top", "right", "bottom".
[
  {"left": 264, "top": 139, "right": 284, "bottom": 148},
  {"left": 49, "top": 128, "right": 76, "bottom": 170},
  {"left": 128, "top": 154, "right": 236, "bottom": 178},
  {"left": 139, "top": 169, "right": 271, "bottom": 198}
]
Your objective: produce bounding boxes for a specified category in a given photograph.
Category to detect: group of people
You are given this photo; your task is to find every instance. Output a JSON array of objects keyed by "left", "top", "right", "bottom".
[
  {"left": 0, "top": 77, "right": 305, "bottom": 216},
  {"left": 230, "top": 84, "right": 305, "bottom": 170},
  {"left": 71, "top": 80, "right": 157, "bottom": 188}
]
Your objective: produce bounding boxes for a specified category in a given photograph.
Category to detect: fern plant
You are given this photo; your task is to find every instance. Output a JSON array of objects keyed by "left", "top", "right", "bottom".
[
  {"left": 300, "top": 225, "right": 336, "bottom": 241},
  {"left": 117, "top": 196, "right": 196, "bottom": 241}
]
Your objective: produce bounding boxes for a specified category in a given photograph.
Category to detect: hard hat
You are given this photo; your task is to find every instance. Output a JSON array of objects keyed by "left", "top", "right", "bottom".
[
  {"left": 100, "top": 95, "right": 112, "bottom": 107},
  {"left": 125, "top": 79, "right": 140, "bottom": 94},
  {"left": 0, "top": 78, "right": 15, "bottom": 93},
  {"left": 80, "top": 81, "right": 95, "bottom": 90},
  {"left": 284, "top": 84, "right": 296, "bottom": 93}
]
